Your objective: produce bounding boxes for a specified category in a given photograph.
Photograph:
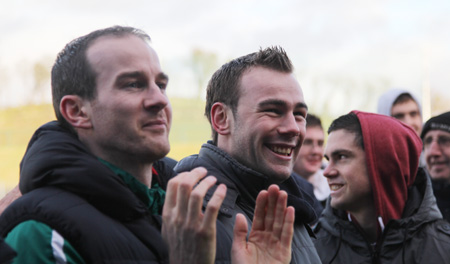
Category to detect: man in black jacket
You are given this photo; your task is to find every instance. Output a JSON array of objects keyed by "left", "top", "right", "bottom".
[{"left": 175, "top": 47, "right": 321, "bottom": 263}]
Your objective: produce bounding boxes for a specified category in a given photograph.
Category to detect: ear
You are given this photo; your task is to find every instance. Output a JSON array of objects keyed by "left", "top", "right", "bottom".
[
  {"left": 60, "top": 95, "right": 93, "bottom": 129},
  {"left": 211, "top": 102, "right": 232, "bottom": 136}
]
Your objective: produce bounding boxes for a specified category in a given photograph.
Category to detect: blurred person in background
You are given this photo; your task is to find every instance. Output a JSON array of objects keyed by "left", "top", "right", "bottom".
[
  {"left": 377, "top": 88, "right": 423, "bottom": 136},
  {"left": 421, "top": 111, "right": 450, "bottom": 222},
  {"left": 293, "top": 113, "right": 329, "bottom": 208}
]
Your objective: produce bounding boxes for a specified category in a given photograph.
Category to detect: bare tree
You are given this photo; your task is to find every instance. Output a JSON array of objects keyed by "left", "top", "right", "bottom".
[{"left": 189, "top": 48, "right": 218, "bottom": 99}]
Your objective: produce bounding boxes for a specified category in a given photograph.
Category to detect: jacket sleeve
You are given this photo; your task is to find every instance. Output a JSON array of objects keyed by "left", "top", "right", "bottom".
[{"left": 4, "top": 220, "right": 86, "bottom": 264}]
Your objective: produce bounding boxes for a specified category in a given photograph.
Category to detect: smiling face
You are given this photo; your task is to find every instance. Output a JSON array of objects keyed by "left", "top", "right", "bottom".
[
  {"left": 293, "top": 126, "right": 325, "bottom": 178},
  {"left": 323, "top": 129, "right": 373, "bottom": 214},
  {"left": 423, "top": 130, "right": 450, "bottom": 181},
  {"left": 81, "top": 35, "right": 171, "bottom": 166},
  {"left": 224, "top": 66, "right": 307, "bottom": 182}
]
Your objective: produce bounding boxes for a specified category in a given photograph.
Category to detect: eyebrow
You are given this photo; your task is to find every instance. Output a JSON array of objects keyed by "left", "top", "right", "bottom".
[
  {"left": 157, "top": 72, "right": 169, "bottom": 82},
  {"left": 116, "top": 71, "right": 169, "bottom": 82},
  {"left": 257, "top": 99, "right": 308, "bottom": 110}
]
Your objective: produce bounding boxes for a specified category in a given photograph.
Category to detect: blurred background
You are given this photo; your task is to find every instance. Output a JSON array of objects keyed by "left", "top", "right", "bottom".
[{"left": 1, "top": 0, "right": 450, "bottom": 196}]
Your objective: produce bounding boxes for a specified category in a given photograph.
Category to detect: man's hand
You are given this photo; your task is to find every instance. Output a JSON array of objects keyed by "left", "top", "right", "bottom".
[
  {"left": 162, "top": 167, "right": 226, "bottom": 264},
  {"left": 231, "top": 185, "right": 295, "bottom": 264}
]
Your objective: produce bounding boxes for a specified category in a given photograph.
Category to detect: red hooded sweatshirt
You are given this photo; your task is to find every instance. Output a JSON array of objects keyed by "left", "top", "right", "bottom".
[{"left": 352, "top": 110, "right": 422, "bottom": 228}]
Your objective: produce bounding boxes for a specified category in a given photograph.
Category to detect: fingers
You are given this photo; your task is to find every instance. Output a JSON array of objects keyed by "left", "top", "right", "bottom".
[
  {"left": 264, "top": 185, "right": 280, "bottom": 231},
  {"left": 202, "top": 184, "right": 227, "bottom": 229},
  {"left": 252, "top": 184, "right": 293, "bottom": 241},
  {"left": 251, "top": 190, "right": 268, "bottom": 231},
  {"left": 164, "top": 167, "right": 208, "bottom": 208},
  {"left": 187, "top": 176, "right": 218, "bottom": 223},
  {"left": 232, "top": 213, "right": 249, "bottom": 249},
  {"left": 177, "top": 168, "right": 209, "bottom": 220},
  {"left": 272, "top": 190, "right": 288, "bottom": 239},
  {"left": 280, "top": 206, "right": 295, "bottom": 248}
]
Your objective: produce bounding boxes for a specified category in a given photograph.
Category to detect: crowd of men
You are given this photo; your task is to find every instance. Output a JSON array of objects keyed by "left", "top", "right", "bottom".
[{"left": 0, "top": 25, "right": 449, "bottom": 263}]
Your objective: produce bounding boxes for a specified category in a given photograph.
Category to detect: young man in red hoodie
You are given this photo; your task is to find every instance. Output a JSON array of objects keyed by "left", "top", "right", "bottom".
[{"left": 313, "top": 111, "right": 450, "bottom": 263}]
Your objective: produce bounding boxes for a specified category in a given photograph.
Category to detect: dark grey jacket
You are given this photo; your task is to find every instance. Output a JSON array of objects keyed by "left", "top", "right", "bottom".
[
  {"left": 175, "top": 142, "right": 321, "bottom": 264},
  {"left": 313, "top": 169, "right": 450, "bottom": 264}
]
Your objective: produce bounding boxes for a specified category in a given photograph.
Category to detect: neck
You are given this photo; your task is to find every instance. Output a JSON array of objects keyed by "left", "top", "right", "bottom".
[
  {"left": 79, "top": 134, "right": 154, "bottom": 187},
  {"left": 116, "top": 161, "right": 154, "bottom": 187},
  {"left": 350, "top": 208, "right": 378, "bottom": 243}
]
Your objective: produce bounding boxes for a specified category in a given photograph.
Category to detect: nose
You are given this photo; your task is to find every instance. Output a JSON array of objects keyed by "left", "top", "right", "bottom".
[
  {"left": 311, "top": 143, "right": 324, "bottom": 155},
  {"left": 323, "top": 163, "right": 337, "bottom": 178},
  {"left": 143, "top": 83, "right": 169, "bottom": 112},
  {"left": 278, "top": 114, "right": 302, "bottom": 137}
]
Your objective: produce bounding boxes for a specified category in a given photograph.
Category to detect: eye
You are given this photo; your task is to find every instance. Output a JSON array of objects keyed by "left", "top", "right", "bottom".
[
  {"left": 438, "top": 136, "right": 450, "bottom": 147},
  {"left": 294, "top": 111, "right": 306, "bottom": 118},
  {"left": 393, "top": 114, "right": 404, "bottom": 120},
  {"left": 423, "top": 137, "right": 433, "bottom": 148},
  {"left": 125, "top": 81, "right": 144, "bottom": 89},
  {"left": 303, "top": 139, "right": 313, "bottom": 146},
  {"left": 410, "top": 111, "right": 418, "bottom": 117},
  {"left": 157, "top": 81, "right": 167, "bottom": 90},
  {"left": 338, "top": 154, "right": 347, "bottom": 160},
  {"left": 265, "top": 109, "right": 281, "bottom": 115}
]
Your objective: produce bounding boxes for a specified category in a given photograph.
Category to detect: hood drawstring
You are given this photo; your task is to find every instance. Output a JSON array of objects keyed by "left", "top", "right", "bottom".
[
  {"left": 377, "top": 216, "right": 385, "bottom": 232},
  {"left": 329, "top": 225, "right": 342, "bottom": 264}
]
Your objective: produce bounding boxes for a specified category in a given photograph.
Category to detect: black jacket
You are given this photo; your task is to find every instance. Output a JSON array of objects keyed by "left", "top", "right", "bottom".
[
  {"left": 432, "top": 179, "right": 450, "bottom": 222},
  {"left": 175, "top": 141, "right": 321, "bottom": 264},
  {"left": 0, "top": 237, "right": 15, "bottom": 264},
  {"left": 313, "top": 169, "right": 450, "bottom": 264},
  {"left": 0, "top": 121, "right": 175, "bottom": 263}
]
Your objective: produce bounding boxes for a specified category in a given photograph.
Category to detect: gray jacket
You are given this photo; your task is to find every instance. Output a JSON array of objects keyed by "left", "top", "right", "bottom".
[
  {"left": 313, "top": 169, "right": 450, "bottom": 264},
  {"left": 175, "top": 142, "right": 321, "bottom": 264}
]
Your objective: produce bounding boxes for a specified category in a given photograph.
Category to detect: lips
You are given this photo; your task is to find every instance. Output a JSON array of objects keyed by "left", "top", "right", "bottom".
[{"left": 142, "top": 119, "right": 167, "bottom": 130}]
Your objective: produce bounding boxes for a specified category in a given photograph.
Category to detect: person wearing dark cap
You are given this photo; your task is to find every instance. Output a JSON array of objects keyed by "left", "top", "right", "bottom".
[
  {"left": 313, "top": 111, "right": 450, "bottom": 263},
  {"left": 421, "top": 111, "right": 450, "bottom": 222}
]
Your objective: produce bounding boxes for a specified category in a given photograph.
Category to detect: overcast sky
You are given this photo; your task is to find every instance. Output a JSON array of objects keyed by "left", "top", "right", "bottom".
[{"left": 1, "top": 0, "right": 449, "bottom": 117}]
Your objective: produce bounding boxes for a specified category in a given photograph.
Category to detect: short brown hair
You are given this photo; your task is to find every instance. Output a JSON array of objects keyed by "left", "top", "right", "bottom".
[
  {"left": 205, "top": 46, "right": 293, "bottom": 143},
  {"left": 393, "top": 93, "right": 416, "bottom": 106},
  {"left": 51, "top": 26, "right": 151, "bottom": 131},
  {"left": 306, "top": 113, "right": 322, "bottom": 129}
]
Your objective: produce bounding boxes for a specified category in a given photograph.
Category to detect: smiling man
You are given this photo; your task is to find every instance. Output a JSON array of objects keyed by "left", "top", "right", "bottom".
[
  {"left": 175, "top": 47, "right": 320, "bottom": 263},
  {"left": 313, "top": 111, "right": 450, "bottom": 263},
  {"left": 421, "top": 111, "right": 450, "bottom": 222}
]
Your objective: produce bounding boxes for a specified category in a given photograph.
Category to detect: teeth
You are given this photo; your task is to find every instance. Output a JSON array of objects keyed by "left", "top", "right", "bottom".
[
  {"left": 271, "top": 146, "right": 292, "bottom": 156},
  {"left": 330, "top": 184, "right": 343, "bottom": 191}
]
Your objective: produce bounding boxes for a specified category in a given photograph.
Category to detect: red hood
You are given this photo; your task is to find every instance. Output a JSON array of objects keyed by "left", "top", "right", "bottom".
[{"left": 352, "top": 110, "right": 422, "bottom": 225}]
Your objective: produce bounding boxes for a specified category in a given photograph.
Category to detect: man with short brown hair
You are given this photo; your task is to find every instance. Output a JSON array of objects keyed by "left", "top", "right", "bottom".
[{"left": 176, "top": 47, "right": 321, "bottom": 263}]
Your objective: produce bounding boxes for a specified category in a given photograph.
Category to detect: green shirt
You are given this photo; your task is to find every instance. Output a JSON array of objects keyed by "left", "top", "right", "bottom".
[{"left": 5, "top": 160, "right": 166, "bottom": 263}]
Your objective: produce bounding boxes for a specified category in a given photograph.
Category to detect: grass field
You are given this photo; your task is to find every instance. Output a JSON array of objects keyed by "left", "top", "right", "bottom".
[{"left": 0, "top": 97, "right": 211, "bottom": 197}]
